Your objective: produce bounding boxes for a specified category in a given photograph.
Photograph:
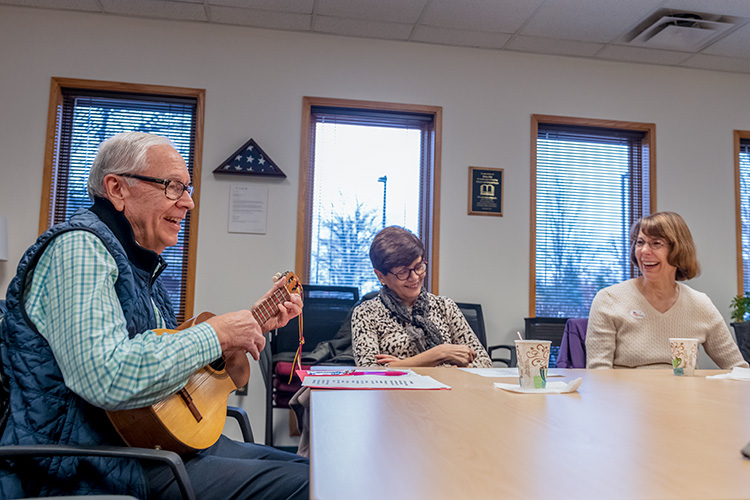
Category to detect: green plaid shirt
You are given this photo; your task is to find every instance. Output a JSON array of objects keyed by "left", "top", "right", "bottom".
[{"left": 25, "top": 231, "right": 221, "bottom": 410}]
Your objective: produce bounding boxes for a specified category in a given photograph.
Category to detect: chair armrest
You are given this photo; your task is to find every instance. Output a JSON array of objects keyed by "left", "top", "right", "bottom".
[
  {"left": 227, "top": 406, "right": 254, "bottom": 443},
  {"left": 487, "top": 344, "right": 516, "bottom": 367},
  {"left": 0, "top": 445, "right": 196, "bottom": 500}
]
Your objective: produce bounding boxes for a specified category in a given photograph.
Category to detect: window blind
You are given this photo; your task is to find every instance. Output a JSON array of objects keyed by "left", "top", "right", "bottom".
[
  {"left": 50, "top": 88, "right": 197, "bottom": 321},
  {"left": 307, "top": 106, "right": 435, "bottom": 296},
  {"left": 535, "top": 123, "right": 650, "bottom": 317},
  {"left": 739, "top": 138, "right": 750, "bottom": 291}
]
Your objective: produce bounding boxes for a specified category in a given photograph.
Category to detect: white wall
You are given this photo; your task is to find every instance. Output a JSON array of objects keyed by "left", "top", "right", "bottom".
[{"left": 1, "top": 5, "right": 748, "bottom": 442}]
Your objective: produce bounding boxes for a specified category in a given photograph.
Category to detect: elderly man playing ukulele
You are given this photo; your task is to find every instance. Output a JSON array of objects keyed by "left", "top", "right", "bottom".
[{"left": 0, "top": 132, "right": 308, "bottom": 499}]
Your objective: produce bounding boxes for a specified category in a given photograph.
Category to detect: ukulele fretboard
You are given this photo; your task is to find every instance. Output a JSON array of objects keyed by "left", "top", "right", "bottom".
[{"left": 252, "top": 286, "right": 292, "bottom": 325}]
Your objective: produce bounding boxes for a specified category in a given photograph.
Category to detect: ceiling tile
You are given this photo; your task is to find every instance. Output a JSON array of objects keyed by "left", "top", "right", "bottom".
[
  {"left": 506, "top": 35, "right": 603, "bottom": 57},
  {"left": 521, "top": 0, "right": 664, "bottom": 43},
  {"left": 411, "top": 25, "right": 511, "bottom": 49},
  {"left": 313, "top": 15, "right": 412, "bottom": 40},
  {"left": 596, "top": 44, "right": 693, "bottom": 65},
  {"left": 0, "top": 0, "right": 101, "bottom": 10},
  {"left": 100, "top": 0, "right": 207, "bottom": 21},
  {"left": 209, "top": 5, "right": 311, "bottom": 30},
  {"left": 5, "top": 0, "right": 750, "bottom": 75},
  {"left": 661, "top": 0, "right": 750, "bottom": 18},
  {"left": 316, "top": 0, "right": 428, "bottom": 24},
  {"left": 680, "top": 53, "right": 750, "bottom": 73},
  {"left": 701, "top": 23, "right": 750, "bottom": 58},
  {"left": 207, "top": 0, "right": 313, "bottom": 14},
  {"left": 420, "top": 0, "right": 544, "bottom": 33}
]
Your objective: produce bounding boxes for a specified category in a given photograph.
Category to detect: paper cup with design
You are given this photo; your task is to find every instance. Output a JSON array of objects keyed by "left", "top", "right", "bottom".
[
  {"left": 669, "top": 338, "right": 699, "bottom": 376},
  {"left": 515, "top": 340, "right": 551, "bottom": 389}
]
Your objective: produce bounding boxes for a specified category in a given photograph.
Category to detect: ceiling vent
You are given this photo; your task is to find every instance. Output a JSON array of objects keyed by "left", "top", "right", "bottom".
[{"left": 627, "top": 12, "right": 738, "bottom": 52}]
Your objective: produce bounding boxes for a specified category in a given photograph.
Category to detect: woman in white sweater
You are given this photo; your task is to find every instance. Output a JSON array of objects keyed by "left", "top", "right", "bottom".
[{"left": 586, "top": 211, "right": 748, "bottom": 370}]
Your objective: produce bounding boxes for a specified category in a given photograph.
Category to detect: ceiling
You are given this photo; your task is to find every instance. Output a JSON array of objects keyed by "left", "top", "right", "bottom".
[{"left": 5, "top": 0, "right": 750, "bottom": 74}]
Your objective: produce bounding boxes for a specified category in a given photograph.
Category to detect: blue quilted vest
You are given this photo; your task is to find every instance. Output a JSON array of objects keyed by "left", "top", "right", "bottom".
[{"left": 0, "top": 198, "right": 176, "bottom": 498}]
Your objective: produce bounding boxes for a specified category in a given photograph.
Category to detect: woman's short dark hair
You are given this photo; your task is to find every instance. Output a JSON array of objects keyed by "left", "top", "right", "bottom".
[
  {"left": 629, "top": 211, "right": 700, "bottom": 281},
  {"left": 369, "top": 226, "right": 425, "bottom": 273}
]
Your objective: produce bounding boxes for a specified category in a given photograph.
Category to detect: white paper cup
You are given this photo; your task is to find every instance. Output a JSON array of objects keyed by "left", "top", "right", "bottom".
[
  {"left": 515, "top": 340, "right": 551, "bottom": 389},
  {"left": 669, "top": 338, "right": 699, "bottom": 376}
]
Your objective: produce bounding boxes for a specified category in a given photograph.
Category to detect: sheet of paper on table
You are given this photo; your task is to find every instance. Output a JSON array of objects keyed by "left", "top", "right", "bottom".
[
  {"left": 299, "top": 370, "right": 451, "bottom": 390},
  {"left": 459, "top": 367, "right": 563, "bottom": 378}
]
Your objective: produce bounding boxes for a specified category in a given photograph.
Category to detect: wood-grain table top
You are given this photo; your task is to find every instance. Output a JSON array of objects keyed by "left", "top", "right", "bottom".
[{"left": 309, "top": 367, "right": 750, "bottom": 500}]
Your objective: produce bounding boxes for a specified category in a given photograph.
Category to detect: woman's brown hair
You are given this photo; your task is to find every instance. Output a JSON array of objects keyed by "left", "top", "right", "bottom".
[
  {"left": 629, "top": 211, "right": 700, "bottom": 281},
  {"left": 369, "top": 226, "right": 425, "bottom": 273}
]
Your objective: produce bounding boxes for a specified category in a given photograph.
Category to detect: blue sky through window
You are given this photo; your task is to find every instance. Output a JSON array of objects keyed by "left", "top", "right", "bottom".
[{"left": 310, "top": 122, "right": 421, "bottom": 295}]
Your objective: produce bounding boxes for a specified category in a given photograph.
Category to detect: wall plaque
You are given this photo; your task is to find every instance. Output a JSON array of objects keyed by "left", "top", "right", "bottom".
[{"left": 468, "top": 166, "right": 503, "bottom": 216}]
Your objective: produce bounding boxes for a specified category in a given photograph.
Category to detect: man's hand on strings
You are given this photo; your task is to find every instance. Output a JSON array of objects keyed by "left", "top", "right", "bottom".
[{"left": 256, "top": 273, "right": 303, "bottom": 333}]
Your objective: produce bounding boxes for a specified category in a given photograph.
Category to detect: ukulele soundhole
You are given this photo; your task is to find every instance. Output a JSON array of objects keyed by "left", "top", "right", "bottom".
[{"left": 209, "top": 358, "right": 226, "bottom": 371}]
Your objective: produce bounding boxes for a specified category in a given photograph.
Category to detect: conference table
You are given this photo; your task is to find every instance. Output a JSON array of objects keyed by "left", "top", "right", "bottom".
[{"left": 309, "top": 367, "right": 750, "bottom": 500}]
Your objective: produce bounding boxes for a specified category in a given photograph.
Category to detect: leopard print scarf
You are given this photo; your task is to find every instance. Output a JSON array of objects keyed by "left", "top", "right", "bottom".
[{"left": 378, "top": 286, "right": 444, "bottom": 352}]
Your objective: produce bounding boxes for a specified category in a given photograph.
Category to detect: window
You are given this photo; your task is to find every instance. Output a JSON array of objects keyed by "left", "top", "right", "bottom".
[
  {"left": 735, "top": 131, "right": 750, "bottom": 295},
  {"left": 531, "top": 115, "right": 655, "bottom": 317},
  {"left": 41, "top": 78, "right": 205, "bottom": 322},
  {"left": 297, "top": 97, "right": 441, "bottom": 296}
]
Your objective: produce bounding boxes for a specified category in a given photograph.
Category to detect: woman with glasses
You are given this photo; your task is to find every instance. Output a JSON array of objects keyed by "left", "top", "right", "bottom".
[
  {"left": 586, "top": 211, "right": 748, "bottom": 370},
  {"left": 351, "top": 226, "right": 491, "bottom": 368}
]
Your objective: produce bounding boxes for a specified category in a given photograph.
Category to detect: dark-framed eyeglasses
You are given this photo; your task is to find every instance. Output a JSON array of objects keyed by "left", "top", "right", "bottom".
[
  {"left": 119, "top": 173, "right": 194, "bottom": 200},
  {"left": 389, "top": 261, "right": 428, "bottom": 281}
]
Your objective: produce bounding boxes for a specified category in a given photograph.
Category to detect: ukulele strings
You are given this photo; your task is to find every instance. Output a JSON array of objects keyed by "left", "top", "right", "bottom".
[{"left": 183, "top": 279, "right": 301, "bottom": 395}]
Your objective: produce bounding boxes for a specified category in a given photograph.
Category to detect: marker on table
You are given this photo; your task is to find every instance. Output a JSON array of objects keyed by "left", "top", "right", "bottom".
[
  {"left": 309, "top": 370, "right": 409, "bottom": 376},
  {"left": 349, "top": 370, "right": 408, "bottom": 376}
]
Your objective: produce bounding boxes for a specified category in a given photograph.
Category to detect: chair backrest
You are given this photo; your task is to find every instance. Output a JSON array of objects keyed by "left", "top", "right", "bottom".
[
  {"left": 455, "top": 302, "right": 486, "bottom": 348},
  {"left": 0, "top": 299, "right": 9, "bottom": 436},
  {"left": 273, "top": 285, "right": 360, "bottom": 354},
  {"left": 556, "top": 318, "right": 588, "bottom": 368},
  {"left": 524, "top": 317, "right": 568, "bottom": 368}
]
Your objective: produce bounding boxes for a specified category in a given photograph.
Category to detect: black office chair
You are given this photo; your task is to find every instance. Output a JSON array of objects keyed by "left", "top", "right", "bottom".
[
  {"left": 523, "top": 317, "right": 569, "bottom": 368},
  {"left": 259, "top": 284, "right": 359, "bottom": 447},
  {"left": 0, "top": 299, "right": 253, "bottom": 500},
  {"left": 455, "top": 302, "right": 516, "bottom": 367}
]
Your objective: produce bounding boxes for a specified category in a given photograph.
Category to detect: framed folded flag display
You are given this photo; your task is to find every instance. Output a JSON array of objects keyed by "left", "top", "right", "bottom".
[{"left": 214, "top": 138, "right": 286, "bottom": 177}]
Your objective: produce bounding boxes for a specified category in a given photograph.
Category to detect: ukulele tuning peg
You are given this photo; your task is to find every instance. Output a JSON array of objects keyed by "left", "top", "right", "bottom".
[{"left": 272, "top": 271, "right": 289, "bottom": 283}]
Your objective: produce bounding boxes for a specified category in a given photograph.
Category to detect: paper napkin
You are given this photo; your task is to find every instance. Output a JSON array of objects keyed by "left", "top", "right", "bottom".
[
  {"left": 493, "top": 377, "right": 582, "bottom": 394},
  {"left": 705, "top": 367, "right": 750, "bottom": 381},
  {"left": 460, "top": 367, "right": 564, "bottom": 378}
]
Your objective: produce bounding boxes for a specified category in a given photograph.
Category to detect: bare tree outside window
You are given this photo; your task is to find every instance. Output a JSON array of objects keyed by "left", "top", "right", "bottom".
[{"left": 531, "top": 115, "right": 654, "bottom": 317}]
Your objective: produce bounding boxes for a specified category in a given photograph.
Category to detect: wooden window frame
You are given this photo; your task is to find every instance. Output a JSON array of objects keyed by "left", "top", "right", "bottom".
[
  {"left": 297, "top": 96, "right": 442, "bottom": 292},
  {"left": 40, "top": 77, "right": 205, "bottom": 320},
  {"left": 734, "top": 130, "right": 750, "bottom": 296},
  {"left": 529, "top": 114, "right": 657, "bottom": 316}
]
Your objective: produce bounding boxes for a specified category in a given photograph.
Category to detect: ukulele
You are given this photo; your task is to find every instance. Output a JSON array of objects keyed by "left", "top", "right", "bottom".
[{"left": 106, "top": 272, "right": 302, "bottom": 454}]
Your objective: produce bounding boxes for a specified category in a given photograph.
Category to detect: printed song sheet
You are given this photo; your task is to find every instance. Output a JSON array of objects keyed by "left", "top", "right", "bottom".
[{"left": 299, "top": 370, "right": 450, "bottom": 390}]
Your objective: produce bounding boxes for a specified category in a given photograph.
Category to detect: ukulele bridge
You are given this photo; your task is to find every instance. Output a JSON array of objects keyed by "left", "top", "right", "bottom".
[{"left": 179, "top": 387, "right": 203, "bottom": 422}]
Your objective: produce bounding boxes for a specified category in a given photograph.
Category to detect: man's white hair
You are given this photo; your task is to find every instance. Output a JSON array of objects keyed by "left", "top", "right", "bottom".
[{"left": 87, "top": 132, "right": 174, "bottom": 199}]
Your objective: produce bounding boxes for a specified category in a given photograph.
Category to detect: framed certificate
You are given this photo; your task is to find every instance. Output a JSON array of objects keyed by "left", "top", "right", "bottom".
[{"left": 468, "top": 166, "right": 503, "bottom": 216}]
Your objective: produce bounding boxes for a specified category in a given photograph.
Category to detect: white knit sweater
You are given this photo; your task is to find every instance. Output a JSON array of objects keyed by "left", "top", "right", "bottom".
[{"left": 585, "top": 279, "right": 748, "bottom": 369}]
